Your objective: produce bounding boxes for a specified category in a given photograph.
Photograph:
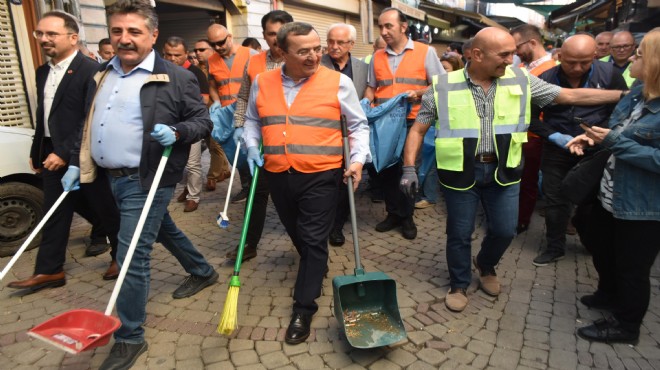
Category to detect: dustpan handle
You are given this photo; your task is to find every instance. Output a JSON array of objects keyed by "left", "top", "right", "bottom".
[
  {"left": 0, "top": 191, "right": 69, "bottom": 282},
  {"left": 104, "top": 146, "right": 173, "bottom": 316},
  {"left": 341, "top": 116, "right": 363, "bottom": 274}
]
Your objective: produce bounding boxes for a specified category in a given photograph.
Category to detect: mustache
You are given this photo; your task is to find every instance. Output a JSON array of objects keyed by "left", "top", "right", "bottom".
[
  {"left": 41, "top": 42, "right": 55, "bottom": 48},
  {"left": 117, "top": 43, "right": 137, "bottom": 51}
]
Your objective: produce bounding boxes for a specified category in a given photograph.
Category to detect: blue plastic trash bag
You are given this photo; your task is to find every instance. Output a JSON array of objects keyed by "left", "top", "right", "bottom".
[
  {"left": 418, "top": 125, "right": 436, "bottom": 186},
  {"left": 361, "top": 93, "right": 411, "bottom": 173},
  {"left": 209, "top": 102, "right": 247, "bottom": 169}
]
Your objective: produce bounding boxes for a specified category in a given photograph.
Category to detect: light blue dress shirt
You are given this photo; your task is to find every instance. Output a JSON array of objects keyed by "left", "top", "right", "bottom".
[
  {"left": 91, "top": 50, "right": 155, "bottom": 169},
  {"left": 244, "top": 66, "right": 371, "bottom": 165}
]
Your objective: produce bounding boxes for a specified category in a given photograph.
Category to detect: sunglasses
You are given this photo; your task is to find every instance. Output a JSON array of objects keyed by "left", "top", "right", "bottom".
[
  {"left": 209, "top": 36, "right": 229, "bottom": 48},
  {"left": 194, "top": 48, "right": 209, "bottom": 53}
]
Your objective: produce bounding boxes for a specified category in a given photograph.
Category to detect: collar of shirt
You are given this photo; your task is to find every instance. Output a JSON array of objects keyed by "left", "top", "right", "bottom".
[
  {"left": 48, "top": 50, "right": 78, "bottom": 71},
  {"left": 557, "top": 64, "right": 592, "bottom": 88},
  {"left": 384, "top": 37, "right": 414, "bottom": 56},
  {"left": 107, "top": 49, "right": 155, "bottom": 76},
  {"left": 331, "top": 53, "right": 353, "bottom": 71},
  {"left": 280, "top": 65, "right": 314, "bottom": 87},
  {"left": 526, "top": 53, "right": 553, "bottom": 71}
]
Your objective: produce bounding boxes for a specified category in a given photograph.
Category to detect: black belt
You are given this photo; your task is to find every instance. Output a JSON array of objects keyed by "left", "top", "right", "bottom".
[
  {"left": 475, "top": 153, "right": 497, "bottom": 163},
  {"left": 106, "top": 167, "right": 138, "bottom": 177}
]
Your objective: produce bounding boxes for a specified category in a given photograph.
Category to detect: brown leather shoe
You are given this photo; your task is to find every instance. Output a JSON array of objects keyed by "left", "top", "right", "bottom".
[
  {"left": 184, "top": 200, "right": 198, "bottom": 212},
  {"left": 473, "top": 256, "right": 500, "bottom": 296},
  {"left": 445, "top": 287, "right": 468, "bottom": 312},
  {"left": 177, "top": 188, "right": 189, "bottom": 202},
  {"left": 7, "top": 272, "right": 65, "bottom": 292},
  {"left": 225, "top": 246, "right": 257, "bottom": 262},
  {"left": 206, "top": 179, "right": 216, "bottom": 191},
  {"left": 103, "top": 260, "right": 119, "bottom": 280}
]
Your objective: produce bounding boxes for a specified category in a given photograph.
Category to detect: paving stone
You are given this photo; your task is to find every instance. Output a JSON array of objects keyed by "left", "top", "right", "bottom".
[
  {"left": 367, "top": 358, "right": 401, "bottom": 370},
  {"left": 290, "top": 353, "right": 325, "bottom": 370},
  {"left": 496, "top": 330, "right": 524, "bottom": 351},
  {"left": 489, "top": 348, "right": 520, "bottom": 369},
  {"left": 445, "top": 347, "right": 476, "bottom": 365},
  {"left": 231, "top": 350, "right": 260, "bottom": 366},
  {"left": 467, "top": 340, "right": 494, "bottom": 356},
  {"left": 408, "top": 330, "right": 433, "bottom": 346},
  {"left": 385, "top": 348, "right": 416, "bottom": 367},
  {"left": 260, "top": 351, "right": 290, "bottom": 369},
  {"left": 549, "top": 349, "right": 578, "bottom": 369},
  {"left": 323, "top": 352, "right": 354, "bottom": 369}
]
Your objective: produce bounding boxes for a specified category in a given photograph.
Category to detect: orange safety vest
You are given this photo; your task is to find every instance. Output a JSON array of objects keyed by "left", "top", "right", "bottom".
[
  {"left": 373, "top": 41, "right": 429, "bottom": 120},
  {"left": 247, "top": 51, "right": 268, "bottom": 82},
  {"left": 521, "top": 59, "right": 557, "bottom": 139},
  {"left": 256, "top": 66, "right": 343, "bottom": 173},
  {"left": 208, "top": 46, "right": 252, "bottom": 106}
]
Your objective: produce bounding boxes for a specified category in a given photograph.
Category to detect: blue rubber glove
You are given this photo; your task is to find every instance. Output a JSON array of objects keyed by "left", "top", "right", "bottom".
[
  {"left": 233, "top": 127, "right": 245, "bottom": 145},
  {"left": 61, "top": 166, "right": 80, "bottom": 191},
  {"left": 150, "top": 123, "right": 176, "bottom": 146},
  {"left": 209, "top": 101, "right": 221, "bottom": 115},
  {"left": 211, "top": 123, "right": 223, "bottom": 144},
  {"left": 548, "top": 132, "right": 573, "bottom": 150},
  {"left": 246, "top": 146, "right": 264, "bottom": 176},
  {"left": 399, "top": 166, "right": 418, "bottom": 198}
]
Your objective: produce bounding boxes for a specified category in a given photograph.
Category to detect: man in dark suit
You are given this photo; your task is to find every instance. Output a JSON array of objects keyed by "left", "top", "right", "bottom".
[
  {"left": 7, "top": 11, "right": 120, "bottom": 292},
  {"left": 321, "top": 23, "right": 368, "bottom": 245}
]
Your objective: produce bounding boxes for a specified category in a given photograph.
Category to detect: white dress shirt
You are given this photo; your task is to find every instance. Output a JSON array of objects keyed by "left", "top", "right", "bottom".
[{"left": 43, "top": 50, "right": 78, "bottom": 137}]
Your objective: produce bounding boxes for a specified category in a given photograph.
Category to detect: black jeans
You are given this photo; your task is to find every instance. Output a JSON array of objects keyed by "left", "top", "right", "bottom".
[
  {"left": 587, "top": 202, "right": 660, "bottom": 332},
  {"left": 243, "top": 168, "right": 269, "bottom": 248},
  {"left": 379, "top": 161, "right": 414, "bottom": 219},
  {"left": 265, "top": 168, "right": 341, "bottom": 315},
  {"left": 541, "top": 144, "right": 581, "bottom": 253}
]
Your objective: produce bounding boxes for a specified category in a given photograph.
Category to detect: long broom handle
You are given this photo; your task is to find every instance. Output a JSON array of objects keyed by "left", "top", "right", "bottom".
[
  {"left": 104, "top": 146, "right": 172, "bottom": 316},
  {"left": 0, "top": 190, "right": 69, "bottom": 282},
  {"left": 221, "top": 140, "right": 242, "bottom": 217},
  {"left": 340, "top": 115, "right": 362, "bottom": 273},
  {"left": 232, "top": 145, "right": 261, "bottom": 272}
]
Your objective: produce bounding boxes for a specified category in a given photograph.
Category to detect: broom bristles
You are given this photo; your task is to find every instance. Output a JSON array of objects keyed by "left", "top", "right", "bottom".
[{"left": 217, "top": 281, "right": 240, "bottom": 335}]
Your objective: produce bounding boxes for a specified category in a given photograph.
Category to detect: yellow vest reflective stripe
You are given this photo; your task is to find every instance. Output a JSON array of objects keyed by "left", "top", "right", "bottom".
[{"left": 433, "top": 66, "right": 531, "bottom": 190}]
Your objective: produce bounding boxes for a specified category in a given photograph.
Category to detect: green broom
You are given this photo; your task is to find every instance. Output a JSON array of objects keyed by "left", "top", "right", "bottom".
[{"left": 217, "top": 146, "right": 261, "bottom": 335}]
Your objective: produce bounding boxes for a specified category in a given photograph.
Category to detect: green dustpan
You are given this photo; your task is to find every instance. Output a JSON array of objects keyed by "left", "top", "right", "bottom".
[{"left": 332, "top": 116, "right": 406, "bottom": 349}]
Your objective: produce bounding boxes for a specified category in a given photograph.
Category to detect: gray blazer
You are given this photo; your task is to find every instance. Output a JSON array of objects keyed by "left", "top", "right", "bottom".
[{"left": 321, "top": 54, "right": 367, "bottom": 100}]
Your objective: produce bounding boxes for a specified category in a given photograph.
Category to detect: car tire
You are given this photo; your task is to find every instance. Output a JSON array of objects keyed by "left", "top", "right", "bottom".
[{"left": 0, "top": 182, "right": 44, "bottom": 257}]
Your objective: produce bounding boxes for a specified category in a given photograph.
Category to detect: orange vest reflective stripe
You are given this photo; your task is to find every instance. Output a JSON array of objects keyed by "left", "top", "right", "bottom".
[
  {"left": 373, "top": 41, "right": 429, "bottom": 120},
  {"left": 247, "top": 51, "right": 268, "bottom": 82},
  {"left": 256, "top": 67, "right": 343, "bottom": 173},
  {"left": 208, "top": 46, "right": 252, "bottom": 106}
]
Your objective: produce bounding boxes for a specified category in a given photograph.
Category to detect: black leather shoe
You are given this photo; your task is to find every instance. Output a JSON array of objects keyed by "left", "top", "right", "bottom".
[
  {"left": 99, "top": 341, "right": 148, "bottom": 370},
  {"left": 225, "top": 246, "right": 257, "bottom": 262},
  {"left": 580, "top": 293, "right": 615, "bottom": 310},
  {"left": 375, "top": 214, "right": 401, "bottom": 232},
  {"left": 328, "top": 228, "right": 345, "bottom": 246},
  {"left": 577, "top": 318, "right": 639, "bottom": 345},
  {"left": 172, "top": 270, "right": 218, "bottom": 299},
  {"left": 401, "top": 217, "right": 417, "bottom": 239},
  {"left": 285, "top": 313, "right": 312, "bottom": 345},
  {"left": 86, "top": 239, "right": 111, "bottom": 257}
]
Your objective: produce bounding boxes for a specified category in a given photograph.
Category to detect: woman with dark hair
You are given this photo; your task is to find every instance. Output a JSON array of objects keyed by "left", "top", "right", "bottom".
[
  {"left": 568, "top": 28, "right": 660, "bottom": 344},
  {"left": 440, "top": 53, "right": 464, "bottom": 72}
]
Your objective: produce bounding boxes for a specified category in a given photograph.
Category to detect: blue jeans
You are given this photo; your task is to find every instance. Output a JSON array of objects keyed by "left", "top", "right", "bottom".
[
  {"left": 441, "top": 163, "right": 519, "bottom": 289},
  {"left": 109, "top": 173, "right": 214, "bottom": 343}
]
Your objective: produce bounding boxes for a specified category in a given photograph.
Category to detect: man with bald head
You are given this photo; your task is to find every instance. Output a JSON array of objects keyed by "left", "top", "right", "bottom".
[
  {"left": 601, "top": 31, "right": 636, "bottom": 87},
  {"left": 530, "top": 34, "right": 627, "bottom": 267},
  {"left": 595, "top": 31, "right": 613, "bottom": 59},
  {"left": 401, "top": 27, "right": 626, "bottom": 312}
]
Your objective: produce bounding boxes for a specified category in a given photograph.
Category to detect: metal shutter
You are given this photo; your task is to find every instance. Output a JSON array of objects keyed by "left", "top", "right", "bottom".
[
  {"left": 156, "top": 11, "right": 214, "bottom": 52},
  {"left": 0, "top": 2, "right": 32, "bottom": 128},
  {"left": 284, "top": 4, "right": 344, "bottom": 47},
  {"left": 347, "top": 14, "right": 371, "bottom": 59}
]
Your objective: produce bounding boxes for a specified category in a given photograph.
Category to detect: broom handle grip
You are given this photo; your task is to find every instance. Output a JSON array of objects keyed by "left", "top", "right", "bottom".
[
  {"left": 221, "top": 140, "right": 242, "bottom": 216},
  {"left": 341, "top": 115, "right": 362, "bottom": 271},
  {"left": 104, "top": 146, "right": 172, "bottom": 316},
  {"left": 0, "top": 191, "right": 69, "bottom": 281}
]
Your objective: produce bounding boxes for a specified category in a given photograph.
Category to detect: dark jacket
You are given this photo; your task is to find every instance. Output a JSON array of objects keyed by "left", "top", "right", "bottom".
[
  {"left": 320, "top": 54, "right": 368, "bottom": 100},
  {"left": 530, "top": 60, "right": 627, "bottom": 138},
  {"left": 74, "top": 52, "right": 212, "bottom": 189},
  {"left": 31, "top": 52, "right": 98, "bottom": 167}
]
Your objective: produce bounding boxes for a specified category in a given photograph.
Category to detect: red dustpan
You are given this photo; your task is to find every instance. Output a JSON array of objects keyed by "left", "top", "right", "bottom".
[{"left": 28, "top": 147, "right": 173, "bottom": 354}]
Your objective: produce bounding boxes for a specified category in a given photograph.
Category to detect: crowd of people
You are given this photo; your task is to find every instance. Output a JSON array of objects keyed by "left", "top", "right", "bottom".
[{"left": 6, "top": 0, "right": 659, "bottom": 367}]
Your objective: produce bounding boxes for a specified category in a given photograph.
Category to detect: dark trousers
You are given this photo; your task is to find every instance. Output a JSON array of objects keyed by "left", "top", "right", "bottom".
[
  {"left": 244, "top": 168, "right": 270, "bottom": 248},
  {"left": 35, "top": 165, "right": 119, "bottom": 275},
  {"left": 379, "top": 161, "right": 414, "bottom": 219},
  {"left": 518, "top": 135, "right": 543, "bottom": 227},
  {"left": 332, "top": 180, "right": 349, "bottom": 231},
  {"left": 265, "top": 168, "right": 341, "bottom": 315},
  {"left": 586, "top": 202, "right": 660, "bottom": 332},
  {"left": 541, "top": 144, "right": 581, "bottom": 253}
]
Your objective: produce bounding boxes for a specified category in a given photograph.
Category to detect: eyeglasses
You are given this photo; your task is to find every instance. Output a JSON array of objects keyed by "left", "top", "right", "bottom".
[
  {"left": 193, "top": 48, "right": 209, "bottom": 53},
  {"left": 33, "top": 30, "right": 74, "bottom": 40},
  {"left": 209, "top": 36, "right": 229, "bottom": 48},
  {"left": 293, "top": 46, "right": 323, "bottom": 58},
  {"left": 327, "top": 40, "right": 353, "bottom": 47},
  {"left": 611, "top": 44, "right": 634, "bottom": 51},
  {"left": 515, "top": 39, "right": 532, "bottom": 49}
]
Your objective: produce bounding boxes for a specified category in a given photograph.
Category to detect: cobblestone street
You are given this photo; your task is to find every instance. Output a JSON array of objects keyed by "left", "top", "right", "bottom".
[{"left": 1, "top": 154, "right": 660, "bottom": 370}]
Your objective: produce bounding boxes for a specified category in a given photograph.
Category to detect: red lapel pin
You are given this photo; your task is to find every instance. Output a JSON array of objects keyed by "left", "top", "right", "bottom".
[{"left": 67, "top": 70, "right": 73, "bottom": 74}]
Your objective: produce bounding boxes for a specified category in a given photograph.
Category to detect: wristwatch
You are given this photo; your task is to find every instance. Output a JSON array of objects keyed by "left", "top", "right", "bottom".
[{"left": 169, "top": 125, "right": 180, "bottom": 141}]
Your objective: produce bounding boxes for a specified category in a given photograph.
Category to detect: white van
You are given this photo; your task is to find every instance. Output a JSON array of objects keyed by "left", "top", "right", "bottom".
[{"left": 0, "top": 127, "right": 43, "bottom": 256}]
